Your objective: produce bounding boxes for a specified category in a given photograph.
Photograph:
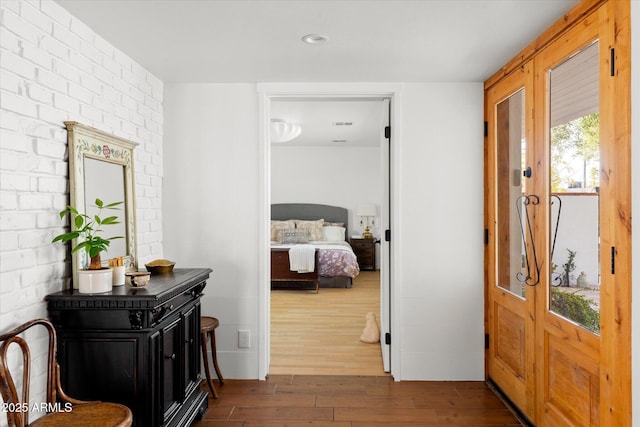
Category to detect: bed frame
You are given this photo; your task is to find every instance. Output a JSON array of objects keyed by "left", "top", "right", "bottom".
[
  {"left": 271, "top": 247, "right": 320, "bottom": 293},
  {"left": 271, "top": 203, "right": 353, "bottom": 290}
]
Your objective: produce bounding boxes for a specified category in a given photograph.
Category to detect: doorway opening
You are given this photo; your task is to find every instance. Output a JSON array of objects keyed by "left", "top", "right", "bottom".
[
  {"left": 257, "top": 84, "right": 402, "bottom": 380},
  {"left": 269, "top": 97, "right": 388, "bottom": 375}
]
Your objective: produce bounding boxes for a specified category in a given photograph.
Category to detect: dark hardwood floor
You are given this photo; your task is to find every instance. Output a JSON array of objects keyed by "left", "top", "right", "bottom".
[{"left": 192, "top": 375, "right": 524, "bottom": 426}]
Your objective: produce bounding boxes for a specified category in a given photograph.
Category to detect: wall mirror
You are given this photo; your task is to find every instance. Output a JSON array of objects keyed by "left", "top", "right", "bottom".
[{"left": 65, "top": 121, "right": 138, "bottom": 287}]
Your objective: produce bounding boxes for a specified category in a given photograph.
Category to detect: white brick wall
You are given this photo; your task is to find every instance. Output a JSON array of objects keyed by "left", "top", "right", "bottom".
[{"left": 0, "top": 0, "right": 163, "bottom": 416}]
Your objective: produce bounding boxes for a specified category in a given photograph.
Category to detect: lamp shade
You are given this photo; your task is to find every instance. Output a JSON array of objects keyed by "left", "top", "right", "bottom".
[
  {"left": 271, "top": 119, "right": 302, "bottom": 143},
  {"left": 357, "top": 204, "right": 376, "bottom": 217}
]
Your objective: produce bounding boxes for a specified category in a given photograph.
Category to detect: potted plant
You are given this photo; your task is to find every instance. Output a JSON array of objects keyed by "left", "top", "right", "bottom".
[{"left": 52, "top": 198, "right": 123, "bottom": 293}]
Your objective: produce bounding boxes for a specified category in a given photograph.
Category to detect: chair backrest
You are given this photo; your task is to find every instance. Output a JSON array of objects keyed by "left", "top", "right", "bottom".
[{"left": 0, "top": 319, "right": 58, "bottom": 427}]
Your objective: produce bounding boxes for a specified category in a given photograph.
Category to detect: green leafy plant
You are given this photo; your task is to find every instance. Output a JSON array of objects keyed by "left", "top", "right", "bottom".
[
  {"left": 550, "top": 288, "right": 600, "bottom": 333},
  {"left": 561, "top": 249, "right": 576, "bottom": 287},
  {"left": 52, "top": 198, "right": 124, "bottom": 270}
]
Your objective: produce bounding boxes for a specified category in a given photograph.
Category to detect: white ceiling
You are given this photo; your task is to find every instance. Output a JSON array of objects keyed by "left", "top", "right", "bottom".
[
  {"left": 56, "top": 0, "right": 580, "bottom": 84},
  {"left": 271, "top": 98, "right": 387, "bottom": 147},
  {"left": 55, "top": 0, "right": 581, "bottom": 147}
]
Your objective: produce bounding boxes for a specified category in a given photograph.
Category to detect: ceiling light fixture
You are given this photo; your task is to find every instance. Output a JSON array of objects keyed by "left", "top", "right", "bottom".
[
  {"left": 302, "top": 33, "right": 329, "bottom": 44},
  {"left": 271, "top": 119, "right": 302, "bottom": 143}
]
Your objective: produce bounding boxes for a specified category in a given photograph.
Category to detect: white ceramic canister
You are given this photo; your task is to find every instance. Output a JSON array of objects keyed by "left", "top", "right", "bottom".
[{"left": 112, "top": 265, "right": 126, "bottom": 286}]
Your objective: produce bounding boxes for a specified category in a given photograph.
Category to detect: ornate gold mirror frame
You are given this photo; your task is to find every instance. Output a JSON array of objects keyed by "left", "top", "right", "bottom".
[{"left": 65, "top": 121, "right": 138, "bottom": 288}]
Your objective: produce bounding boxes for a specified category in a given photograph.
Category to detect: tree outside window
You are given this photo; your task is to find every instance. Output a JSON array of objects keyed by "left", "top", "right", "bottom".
[{"left": 550, "top": 112, "right": 600, "bottom": 193}]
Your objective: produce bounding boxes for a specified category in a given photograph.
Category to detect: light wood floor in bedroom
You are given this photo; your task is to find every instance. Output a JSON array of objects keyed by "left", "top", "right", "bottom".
[{"left": 270, "top": 270, "right": 386, "bottom": 376}]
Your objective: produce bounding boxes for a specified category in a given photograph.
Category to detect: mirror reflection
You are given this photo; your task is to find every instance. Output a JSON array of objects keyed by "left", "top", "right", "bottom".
[{"left": 83, "top": 157, "right": 127, "bottom": 257}]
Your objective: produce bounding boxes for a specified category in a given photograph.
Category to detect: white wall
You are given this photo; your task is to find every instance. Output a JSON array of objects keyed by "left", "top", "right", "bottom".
[
  {"left": 551, "top": 194, "right": 599, "bottom": 286},
  {"left": 163, "top": 83, "right": 260, "bottom": 379},
  {"left": 631, "top": 0, "right": 639, "bottom": 424},
  {"left": 163, "top": 82, "right": 484, "bottom": 380},
  {"left": 0, "top": 0, "right": 163, "bottom": 418},
  {"left": 398, "top": 83, "right": 484, "bottom": 379},
  {"left": 271, "top": 145, "right": 383, "bottom": 239}
]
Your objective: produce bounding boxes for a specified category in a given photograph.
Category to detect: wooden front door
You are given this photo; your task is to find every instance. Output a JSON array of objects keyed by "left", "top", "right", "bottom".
[
  {"left": 532, "top": 17, "right": 602, "bottom": 426},
  {"left": 485, "top": 61, "right": 536, "bottom": 421},
  {"left": 485, "top": 1, "right": 631, "bottom": 425}
]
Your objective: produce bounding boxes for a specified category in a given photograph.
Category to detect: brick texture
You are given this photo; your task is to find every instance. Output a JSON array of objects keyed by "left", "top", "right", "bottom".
[{"left": 0, "top": 0, "right": 164, "bottom": 405}]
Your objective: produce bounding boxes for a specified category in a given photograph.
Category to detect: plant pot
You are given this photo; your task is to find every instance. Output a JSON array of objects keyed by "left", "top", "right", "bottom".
[{"left": 77, "top": 268, "right": 113, "bottom": 294}]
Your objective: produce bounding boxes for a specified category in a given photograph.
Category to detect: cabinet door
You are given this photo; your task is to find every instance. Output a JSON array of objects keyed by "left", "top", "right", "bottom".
[
  {"left": 182, "top": 303, "right": 201, "bottom": 396},
  {"left": 59, "top": 335, "right": 140, "bottom": 416},
  {"left": 162, "top": 318, "right": 182, "bottom": 422}
]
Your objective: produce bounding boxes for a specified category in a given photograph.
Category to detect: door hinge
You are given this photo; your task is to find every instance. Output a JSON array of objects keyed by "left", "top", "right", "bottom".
[
  {"left": 384, "top": 126, "right": 391, "bottom": 139},
  {"left": 484, "top": 121, "right": 488, "bottom": 137},
  {"left": 385, "top": 332, "right": 391, "bottom": 345},
  {"left": 485, "top": 333, "right": 490, "bottom": 349},
  {"left": 611, "top": 246, "right": 616, "bottom": 274},
  {"left": 385, "top": 229, "right": 391, "bottom": 242},
  {"left": 610, "top": 48, "right": 615, "bottom": 77},
  {"left": 484, "top": 228, "right": 489, "bottom": 245}
]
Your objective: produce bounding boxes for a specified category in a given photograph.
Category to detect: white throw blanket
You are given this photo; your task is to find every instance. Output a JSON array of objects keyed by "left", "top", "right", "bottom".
[{"left": 289, "top": 244, "right": 316, "bottom": 273}]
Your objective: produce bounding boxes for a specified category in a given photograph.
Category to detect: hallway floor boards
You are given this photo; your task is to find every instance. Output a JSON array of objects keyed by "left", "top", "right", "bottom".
[
  {"left": 192, "top": 272, "right": 522, "bottom": 426},
  {"left": 192, "top": 375, "right": 523, "bottom": 426}
]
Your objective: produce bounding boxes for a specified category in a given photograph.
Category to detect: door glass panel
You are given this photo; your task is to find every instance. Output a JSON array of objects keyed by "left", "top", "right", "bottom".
[
  {"left": 496, "top": 88, "right": 527, "bottom": 299},
  {"left": 548, "top": 41, "right": 600, "bottom": 334}
]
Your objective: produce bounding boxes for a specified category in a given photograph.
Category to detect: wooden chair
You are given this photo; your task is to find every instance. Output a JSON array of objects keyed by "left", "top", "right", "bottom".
[
  {"left": 200, "top": 316, "right": 224, "bottom": 398},
  {"left": 0, "top": 318, "right": 132, "bottom": 427}
]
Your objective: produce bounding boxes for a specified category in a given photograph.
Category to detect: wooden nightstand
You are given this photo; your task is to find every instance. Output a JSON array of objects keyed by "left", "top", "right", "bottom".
[{"left": 350, "top": 238, "right": 376, "bottom": 271}]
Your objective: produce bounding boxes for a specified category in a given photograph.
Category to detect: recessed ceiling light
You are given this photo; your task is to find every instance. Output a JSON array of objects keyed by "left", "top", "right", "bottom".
[{"left": 302, "top": 34, "right": 329, "bottom": 44}]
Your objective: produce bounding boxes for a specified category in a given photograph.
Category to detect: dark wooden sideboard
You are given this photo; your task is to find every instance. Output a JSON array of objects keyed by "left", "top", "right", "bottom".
[{"left": 45, "top": 268, "right": 212, "bottom": 427}]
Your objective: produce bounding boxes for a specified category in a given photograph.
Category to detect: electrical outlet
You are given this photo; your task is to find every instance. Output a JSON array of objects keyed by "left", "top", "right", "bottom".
[{"left": 238, "top": 330, "right": 250, "bottom": 348}]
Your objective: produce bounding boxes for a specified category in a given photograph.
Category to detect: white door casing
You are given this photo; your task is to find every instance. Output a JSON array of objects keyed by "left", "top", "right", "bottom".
[{"left": 257, "top": 82, "right": 404, "bottom": 380}]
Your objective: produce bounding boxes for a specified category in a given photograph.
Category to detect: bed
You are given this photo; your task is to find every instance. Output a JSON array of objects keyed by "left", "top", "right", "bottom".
[{"left": 271, "top": 203, "right": 360, "bottom": 291}]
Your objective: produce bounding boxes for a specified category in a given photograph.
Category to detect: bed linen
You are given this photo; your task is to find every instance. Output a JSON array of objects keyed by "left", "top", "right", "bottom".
[
  {"left": 271, "top": 241, "right": 360, "bottom": 279},
  {"left": 270, "top": 204, "right": 359, "bottom": 289}
]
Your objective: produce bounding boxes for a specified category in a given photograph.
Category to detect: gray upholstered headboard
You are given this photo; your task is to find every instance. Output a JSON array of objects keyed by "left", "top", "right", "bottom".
[{"left": 271, "top": 203, "right": 349, "bottom": 238}]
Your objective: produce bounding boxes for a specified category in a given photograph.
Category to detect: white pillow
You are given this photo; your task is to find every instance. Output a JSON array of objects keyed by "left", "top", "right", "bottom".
[{"left": 322, "top": 226, "right": 346, "bottom": 242}]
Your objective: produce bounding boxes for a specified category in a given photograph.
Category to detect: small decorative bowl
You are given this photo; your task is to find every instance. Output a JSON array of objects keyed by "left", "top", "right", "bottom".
[
  {"left": 145, "top": 259, "right": 176, "bottom": 275},
  {"left": 125, "top": 271, "right": 151, "bottom": 287}
]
